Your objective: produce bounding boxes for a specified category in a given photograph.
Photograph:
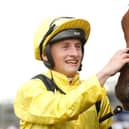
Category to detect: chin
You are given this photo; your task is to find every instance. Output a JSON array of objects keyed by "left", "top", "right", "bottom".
[{"left": 65, "top": 70, "right": 77, "bottom": 77}]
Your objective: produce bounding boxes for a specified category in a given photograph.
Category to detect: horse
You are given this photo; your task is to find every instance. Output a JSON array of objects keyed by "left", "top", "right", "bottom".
[{"left": 115, "top": 9, "right": 129, "bottom": 111}]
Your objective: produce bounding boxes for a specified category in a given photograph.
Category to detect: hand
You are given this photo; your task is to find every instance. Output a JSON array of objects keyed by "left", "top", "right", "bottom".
[
  {"left": 97, "top": 48, "right": 129, "bottom": 86},
  {"left": 105, "top": 48, "right": 129, "bottom": 75}
]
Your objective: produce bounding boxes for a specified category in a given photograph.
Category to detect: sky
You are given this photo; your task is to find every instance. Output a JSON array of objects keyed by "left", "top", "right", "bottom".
[{"left": 0, "top": 0, "right": 129, "bottom": 102}]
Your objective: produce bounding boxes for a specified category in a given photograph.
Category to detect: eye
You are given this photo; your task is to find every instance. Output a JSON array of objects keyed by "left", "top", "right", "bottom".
[
  {"left": 75, "top": 44, "right": 82, "bottom": 49},
  {"left": 62, "top": 44, "right": 69, "bottom": 49}
]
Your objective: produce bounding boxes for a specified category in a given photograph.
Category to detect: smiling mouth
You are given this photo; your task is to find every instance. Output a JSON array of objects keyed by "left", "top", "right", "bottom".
[{"left": 66, "top": 60, "right": 78, "bottom": 64}]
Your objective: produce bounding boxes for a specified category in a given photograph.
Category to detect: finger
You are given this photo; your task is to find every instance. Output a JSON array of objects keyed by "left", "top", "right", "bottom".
[{"left": 118, "top": 48, "right": 129, "bottom": 54}]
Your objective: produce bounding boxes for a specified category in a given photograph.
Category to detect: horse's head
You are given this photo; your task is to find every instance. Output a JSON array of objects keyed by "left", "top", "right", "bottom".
[{"left": 115, "top": 8, "right": 129, "bottom": 111}]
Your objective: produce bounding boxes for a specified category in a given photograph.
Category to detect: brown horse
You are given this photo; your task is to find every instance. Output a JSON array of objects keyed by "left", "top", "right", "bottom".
[{"left": 115, "top": 9, "right": 129, "bottom": 111}]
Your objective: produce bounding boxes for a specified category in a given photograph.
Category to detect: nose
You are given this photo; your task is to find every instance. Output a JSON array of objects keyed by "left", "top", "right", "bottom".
[{"left": 69, "top": 46, "right": 79, "bottom": 56}]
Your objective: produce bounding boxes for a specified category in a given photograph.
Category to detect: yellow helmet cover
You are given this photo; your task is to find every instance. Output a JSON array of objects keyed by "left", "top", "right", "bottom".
[{"left": 34, "top": 17, "right": 90, "bottom": 60}]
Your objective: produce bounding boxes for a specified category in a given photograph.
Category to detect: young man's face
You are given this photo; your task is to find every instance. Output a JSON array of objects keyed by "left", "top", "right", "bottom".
[{"left": 50, "top": 39, "right": 83, "bottom": 77}]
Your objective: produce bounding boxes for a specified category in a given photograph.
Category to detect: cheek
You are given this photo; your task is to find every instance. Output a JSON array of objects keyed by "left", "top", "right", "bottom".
[
  {"left": 52, "top": 54, "right": 65, "bottom": 71},
  {"left": 53, "top": 53, "right": 64, "bottom": 63},
  {"left": 79, "top": 51, "right": 83, "bottom": 59},
  {"left": 51, "top": 49, "right": 64, "bottom": 64}
]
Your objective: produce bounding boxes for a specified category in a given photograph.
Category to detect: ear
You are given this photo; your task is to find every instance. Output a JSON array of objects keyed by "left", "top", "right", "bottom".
[{"left": 41, "top": 51, "right": 48, "bottom": 61}]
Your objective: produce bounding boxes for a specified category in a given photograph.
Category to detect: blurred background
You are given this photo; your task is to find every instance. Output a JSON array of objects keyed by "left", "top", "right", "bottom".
[{"left": 0, "top": 0, "right": 129, "bottom": 129}]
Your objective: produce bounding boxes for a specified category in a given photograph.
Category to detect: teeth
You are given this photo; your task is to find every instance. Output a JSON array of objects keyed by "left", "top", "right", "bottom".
[{"left": 67, "top": 61, "right": 77, "bottom": 64}]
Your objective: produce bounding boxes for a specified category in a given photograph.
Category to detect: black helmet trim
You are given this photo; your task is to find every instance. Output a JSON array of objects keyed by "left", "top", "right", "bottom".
[
  {"left": 49, "top": 28, "right": 86, "bottom": 44},
  {"left": 43, "top": 44, "right": 55, "bottom": 69}
]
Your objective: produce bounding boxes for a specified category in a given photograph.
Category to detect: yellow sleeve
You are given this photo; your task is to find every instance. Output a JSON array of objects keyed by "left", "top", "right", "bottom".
[
  {"left": 14, "top": 75, "right": 106, "bottom": 125},
  {"left": 98, "top": 96, "right": 113, "bottom": 129}
]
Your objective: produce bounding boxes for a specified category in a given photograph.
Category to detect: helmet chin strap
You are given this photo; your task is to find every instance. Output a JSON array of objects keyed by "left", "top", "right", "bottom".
[
  {"left": 50, "top": 70, "right": 54, "bottom": 81},
  {"left": 43, "top": 44, "right": 55, "bottom": 68}
]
